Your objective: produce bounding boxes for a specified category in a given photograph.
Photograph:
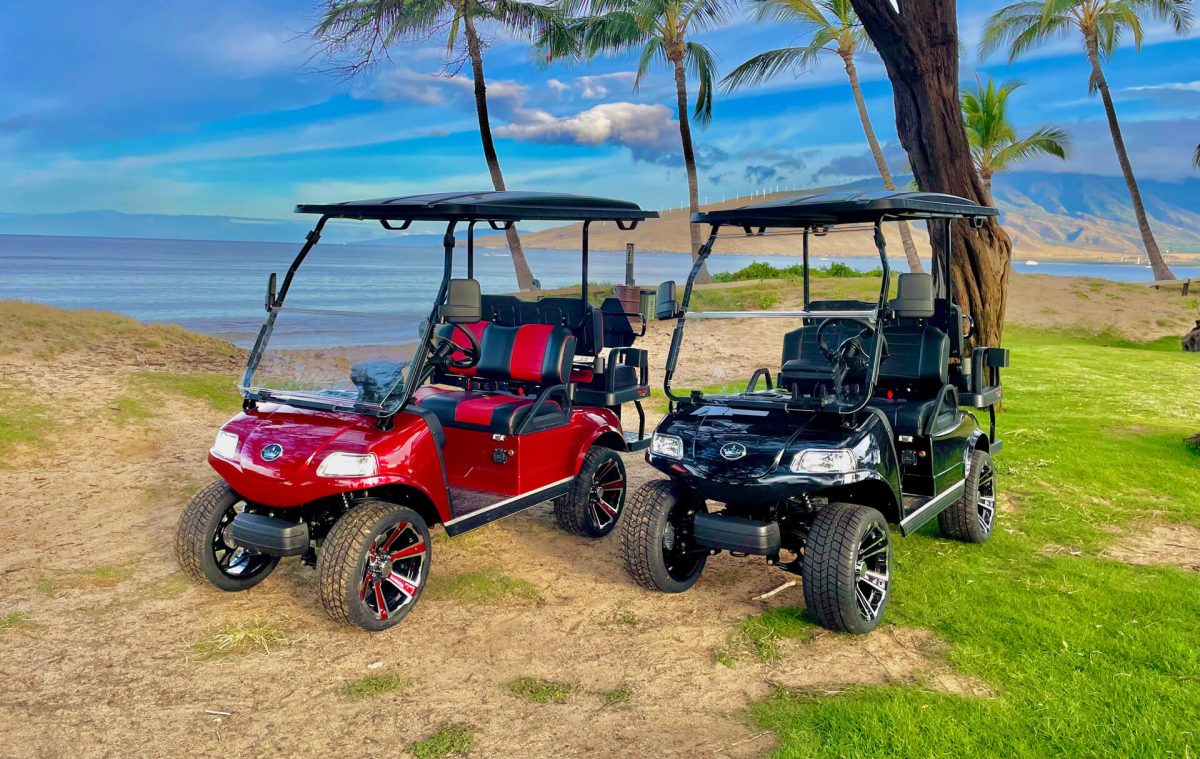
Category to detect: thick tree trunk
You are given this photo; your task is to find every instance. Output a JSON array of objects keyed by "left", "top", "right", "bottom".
[
  {"left": 464, "top": 13, "right": 536, "bottom": 291},
  {"left": 1086, "top": 40, "right": 1174, "bottom": 281},
  {"left": 849, "top": 0, "right": 1012, "bottom": 348},
  {"left": 842, "top": 52, "right": 923, "bottom": 274},
  {"left": 671, "top": 52, "right": 712, "bottom": 284}
]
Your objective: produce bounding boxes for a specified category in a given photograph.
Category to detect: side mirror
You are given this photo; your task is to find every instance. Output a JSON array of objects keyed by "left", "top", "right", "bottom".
[
  {"left": 265, "top": 272, "right": 277, "bottom": 312},
  {"left": 443, "top": 278, "right": 483, "bottom": 324},
  {"left": 961, "top": 313, "right": 974, "bottom": 339},
  {"left": 655, "top": 280, "right": 678, "bottom": 320}
]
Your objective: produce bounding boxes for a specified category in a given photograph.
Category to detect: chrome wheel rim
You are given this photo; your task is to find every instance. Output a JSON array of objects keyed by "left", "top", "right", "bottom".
[
  {"left": 212, "top": 500, "right": 274, "bottom": 579},
  {"left": 359, "top": 521, "right": 426, "bottom": 622},
  {"left": 977, "top": 462, "right": 996, "bottom": 535},
  {"left": 589, "top": 458, "right": 626, "bottom": 531},
  {"left": 854, "top": 524, "right": 890, "bottom": 622}
]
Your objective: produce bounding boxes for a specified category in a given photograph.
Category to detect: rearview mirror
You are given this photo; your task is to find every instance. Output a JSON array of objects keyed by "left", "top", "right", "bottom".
[
  {"left": 655, "top": 280, "right": 678, "bottom": 320},
  {"left": 443, "top": 278, "right": 483, "bottom": 324},
  {"left": 265, "top": 272, "right": 277, "bottom": 312}
]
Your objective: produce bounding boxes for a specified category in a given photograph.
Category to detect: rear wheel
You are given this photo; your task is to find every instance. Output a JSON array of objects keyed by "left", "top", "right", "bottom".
[
  {"left": 621, "top": 480, "right": 707, "bottom": 593},
  {"left": 554, "top": 446, "right": 627, "bottom": 538},
  {"left": 938, "top": 448, "right": 996, "bottom": 543},
  {"left": 174, "top": 479, "right": 279, "bottom": 592},
  {"left": 802, "top": 503, "right": 891, "bottom": 635},
  {"left": 318, "top": 500, "right": 431, "bottom": 632}
]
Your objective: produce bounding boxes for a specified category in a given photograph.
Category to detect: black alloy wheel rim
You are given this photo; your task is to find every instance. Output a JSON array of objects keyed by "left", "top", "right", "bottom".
[
  {"left": 977, "top": 461, "right": 997, "bottom": 534},
  {"left": 661, "top": 502, "right": 703, "bottom": 581},
  {"left": 359, "top": 520, "right": 426, "bottom": 622},
  {"left": 589, "top": 458, "right": 626, "bottom": 530},
  {"left": 213, "top": 500, "right": 275, "bottom": 579},
  {"left": 854, "top": 524, "right": 890, "bottom": 622}
]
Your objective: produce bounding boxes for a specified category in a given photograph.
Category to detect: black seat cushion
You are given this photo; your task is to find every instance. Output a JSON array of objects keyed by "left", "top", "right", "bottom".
[
  {"left": 415, "top": 389, "right": 560, "bottom": 434},
  {"left": 877, "top": 325, "right": 948, "bottom": 391},
  {"left": 872, "top": 399, "right": 938, "bottom": 437}
]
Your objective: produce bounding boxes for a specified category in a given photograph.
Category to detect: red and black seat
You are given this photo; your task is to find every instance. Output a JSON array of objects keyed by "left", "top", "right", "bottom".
[{"left": 418, "top": 324, "right": 576, "bottom": 434}]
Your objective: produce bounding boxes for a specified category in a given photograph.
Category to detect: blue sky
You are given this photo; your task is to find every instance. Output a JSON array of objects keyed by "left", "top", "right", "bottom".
[{"left": 2, "top": 0, "right": 1198, "bottom": 223}]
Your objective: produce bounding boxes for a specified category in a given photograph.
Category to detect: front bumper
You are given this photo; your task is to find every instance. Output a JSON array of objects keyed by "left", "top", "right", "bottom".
[
  {"left": 646, "top": 451, "right": 871, "bottom": 504},
  {"left": 229, "top": 513, "right": 310, "bottom": 557}
]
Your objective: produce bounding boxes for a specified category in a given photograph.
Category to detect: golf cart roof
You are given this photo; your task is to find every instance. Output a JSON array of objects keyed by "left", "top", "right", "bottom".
[
  {"left": 693, "top": 191, "right": 997, "bottom": 227},
  {"left": 295, "top": 191, "right": 658, "bottom": 223}
]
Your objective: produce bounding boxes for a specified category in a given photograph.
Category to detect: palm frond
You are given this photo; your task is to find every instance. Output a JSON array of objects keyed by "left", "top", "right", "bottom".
[
  {"left": 721, "top": 45, "right": 822, "bottom": 91},
  {"left": 993, "top": 125, "right": 1072, "bottom": 170},
  {"left": 685, "top": 40, "right": 719, "bottom": 126},
  {"left": 634, "top": 37, "right": 668, "bottom": 91}
]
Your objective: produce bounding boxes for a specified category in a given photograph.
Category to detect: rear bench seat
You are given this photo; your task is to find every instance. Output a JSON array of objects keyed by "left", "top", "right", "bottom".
[{"left": 417, "top": 323, "right": 575, "bottom": 434}]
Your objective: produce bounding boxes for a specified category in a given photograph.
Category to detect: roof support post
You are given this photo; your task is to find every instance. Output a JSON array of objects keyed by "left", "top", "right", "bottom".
[
  {"left": 802, "top": 228, "right": 811, "bottom": 310},
  {"left": 467, "top": 221, "right": 477, "bottom": 279},
  {"left": 581, "top": 221, "right": 591, "bottom": 304}
]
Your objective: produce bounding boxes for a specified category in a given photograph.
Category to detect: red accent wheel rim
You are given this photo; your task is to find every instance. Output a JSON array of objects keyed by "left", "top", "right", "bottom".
[
  {"left": 358, "top": 521, "right": 425, "bottom": 621},
  {"left": 589, "top": 458, "right": 626, "bottom": 530}
]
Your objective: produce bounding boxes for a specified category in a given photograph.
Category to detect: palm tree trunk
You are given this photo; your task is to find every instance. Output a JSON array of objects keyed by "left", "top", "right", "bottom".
[
  {"left": 980, "top": 168, "right": 994, "bottom": 206},
  {"left": 463, "top": 11, "right": 536, "bottom": 291},
  {"left": 670, "top": 51, "right": 712, "bottom": 284},
  {"left": 842, "top": 51, "right": 923, "bottom": 274},
  {"left": 850, "top": 0, "right": 1013, "bottom": 349},
  {"left": 1086, "top": 39, "right": 1174, "bottom": 281}
]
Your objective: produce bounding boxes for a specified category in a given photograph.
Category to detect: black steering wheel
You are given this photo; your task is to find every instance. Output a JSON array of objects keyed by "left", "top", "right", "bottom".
[
  {"left": 430, "top": 325, "right": 481, "bottom": 370},
  {"left": 815, "top": 318, "right": 874, "bottom": 366}
]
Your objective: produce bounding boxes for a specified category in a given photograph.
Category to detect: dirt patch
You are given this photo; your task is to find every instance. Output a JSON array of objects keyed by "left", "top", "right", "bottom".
[{"left": 1105, "top": 523, "right": 1200, "bottom": 572}]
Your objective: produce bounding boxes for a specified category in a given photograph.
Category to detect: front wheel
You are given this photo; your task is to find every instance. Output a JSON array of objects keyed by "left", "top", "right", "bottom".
[
  {"left": 802, "top": 503, "right": 892, "bottom": 635},
  {"left": 174, "top": 479, "right": 280, "bottom": 592},
  {"left": 318, "top": 500, "right": 431, "bottom": 632},
  {"left": 938, "top": 448, "right": 996, "bottom": 543},
  {"left": 621, "top": 480, "right": 708, "bottom": 593},
  {"left": 553, "top": 446, "right": 627, "bottom": 538}
]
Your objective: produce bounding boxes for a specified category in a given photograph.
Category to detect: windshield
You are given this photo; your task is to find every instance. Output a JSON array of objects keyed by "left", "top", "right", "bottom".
[
  {"left": 671, "top": 226, "right": 891, "bottom": 411},
  {"left": 242, "top": 236, "right": 446, "bottom": 415}
]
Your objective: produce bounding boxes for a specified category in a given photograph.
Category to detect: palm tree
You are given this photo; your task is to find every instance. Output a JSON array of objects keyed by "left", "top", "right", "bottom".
[
  {"left": 981, "top": 0, "right": 1192, "bottom": 282},
  {"left": 312, "top": 0, "right": 561, "bottom": 291},
  {"left": 547, "top": 0, "right": 734, "bottom": 282},
  {"left": 962, "top": 78, "right": 1071, "bottom": 203},
  {"left": 723, "top": 0, "right": 924, "bottom": 273}
]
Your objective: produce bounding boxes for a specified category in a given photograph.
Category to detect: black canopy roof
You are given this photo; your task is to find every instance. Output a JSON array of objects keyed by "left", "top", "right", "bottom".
[
  {"left": 296, "top": 191, "right": 657, "bottom": 223},
  {"left": 693, "top": 191, "right": 997, "bottom": 227}
]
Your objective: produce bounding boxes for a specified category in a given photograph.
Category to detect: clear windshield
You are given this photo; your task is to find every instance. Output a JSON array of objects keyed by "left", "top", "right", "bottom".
[
  {"left": 242, "top": 236, "right": 446, "bottom": 415},
  {"left": 672, "top": 227, "right": 889, "bottom": 409}
]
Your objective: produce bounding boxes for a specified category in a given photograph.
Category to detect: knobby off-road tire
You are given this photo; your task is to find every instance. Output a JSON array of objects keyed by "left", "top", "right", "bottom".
[
  {"left": 553, "top": 446, "right": 627, "bottom": 538},
  {"left": 174, "top": 478, "right": 279, "bottom": 592},
  {"left": 621, "top": 480, "right": 707, "bottom": 593},
  {"left": 318, "top": 500, "right": 431, "bottom": 632},
  {"left": 802, "top": 503, "right": 892, "bottom": 635},
  {"left": 938, "top": 448, "right": 996, "bottom": 544}
]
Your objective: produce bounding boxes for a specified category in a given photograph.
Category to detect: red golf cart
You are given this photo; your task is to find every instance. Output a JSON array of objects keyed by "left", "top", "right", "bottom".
[{"left": 175, "top": 192, "right": 657, "bottom": 630}]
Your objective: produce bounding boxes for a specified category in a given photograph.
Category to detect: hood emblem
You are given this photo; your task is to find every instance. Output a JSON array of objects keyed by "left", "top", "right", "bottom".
[
  {"left": 720, "top": 443, "right": 747, "bottom": 461},
  {"left": 260, "top": 443, "right": 284, "bottom": 462}
]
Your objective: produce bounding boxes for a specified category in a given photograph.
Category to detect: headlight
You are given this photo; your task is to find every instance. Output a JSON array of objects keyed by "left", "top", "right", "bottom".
[
  {"left": 211, "top": 431, "right": 239, "bottom": 460},
  {"left": 790, "top": 448, "right": 856, "bottom": 475},
  {"left": 317, "top": 452, "right": 378, "bottom": 478},
  {"left": 650, "top": 433, "right": 684, "bottom": 460}
]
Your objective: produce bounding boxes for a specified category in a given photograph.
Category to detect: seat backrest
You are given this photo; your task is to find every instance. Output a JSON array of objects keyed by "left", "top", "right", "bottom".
[
  {"left": 888, "top": 273, "right": 935, "bottom": 320},
  {"left": 481, "top": 294, "right": 601, "bottom": 356},
  {"left": 476, "top": 324, "right": 576, "bottom": 385},
  {"left": 439, "top": 321, "right": 492, "bottom": 378},
  {"left": 877, "top": 325, "right": 948, "bottom": 393},
  {"left": 782, "top": 320, "right": 867, "bottom": 373}
]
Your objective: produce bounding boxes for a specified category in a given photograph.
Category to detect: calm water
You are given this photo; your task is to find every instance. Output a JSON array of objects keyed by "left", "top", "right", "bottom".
[{"left": 2, "top": 234, "right": 1197, "bottom": 349}]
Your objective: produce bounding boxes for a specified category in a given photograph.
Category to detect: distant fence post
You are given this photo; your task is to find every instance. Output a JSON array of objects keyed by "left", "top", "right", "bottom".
[{"left": 625, "top": 243, "right": 635, "bottom": 286}]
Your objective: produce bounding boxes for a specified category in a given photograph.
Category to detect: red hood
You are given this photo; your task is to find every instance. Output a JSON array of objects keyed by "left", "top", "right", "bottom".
[{"left": 222, "top": 404, "right": 381, "bottom": 481}]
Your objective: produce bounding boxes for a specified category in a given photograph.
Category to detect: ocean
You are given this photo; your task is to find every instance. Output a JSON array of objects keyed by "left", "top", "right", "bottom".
[{"left": 2, "top": 234, "right": 1197, "bottom": 349}]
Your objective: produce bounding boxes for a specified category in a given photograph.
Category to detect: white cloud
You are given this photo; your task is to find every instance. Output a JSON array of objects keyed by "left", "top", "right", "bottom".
[
  {"left": 495, "top": 102, "right": 678, "bottom": 153},
  {"left": 1124, "top": 80, "right": 1200, "bottom": 93}
]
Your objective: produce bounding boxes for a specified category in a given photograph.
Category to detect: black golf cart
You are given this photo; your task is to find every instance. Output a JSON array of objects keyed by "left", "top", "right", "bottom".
[{"left": 622, "top": 192, "right": 1009, "bottom": 634}]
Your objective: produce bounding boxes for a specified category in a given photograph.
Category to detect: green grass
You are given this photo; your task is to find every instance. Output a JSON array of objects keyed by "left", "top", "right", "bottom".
[
  {"left": 425, "top": 569, "right": 543, "bottom": 605},
  {"left": 408, "top": 723, "right": 474, "bottom": 759},
  {"left": 108, "top": 395, "right": 153, "bottom": 424},
  {"left": 718, "top": 607, "right": 819, "bottom": 664},
  {"left": 748, "top": 327, "right": 1200, "bottom": 757},
  {"left": 1, "top": 612, "right": 31, "bottom": 629},
  {"left": 190, "top": 618, "right": 291, "bottom": 660},
  {"left": 133, "top": 371, "right": 242, "bottom": 412},
  {"left": 341, "top": 673, "right": 410, "bottom": 700},
  {"left": 505, "top": 676, "right": 578, "bottom": 704},
  {"left": 0, "top": 381, "right": 53, "bottom": 456},
  {"left": 600, "top": 685, "right": 632, "bottom": 706}
]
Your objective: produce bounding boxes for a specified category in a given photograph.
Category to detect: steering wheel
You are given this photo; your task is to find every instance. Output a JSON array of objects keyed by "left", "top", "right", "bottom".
[
  {"left": 815, "top": 318, "right": 874, "bottom": 364},
  {"left": 430, "top": 325, "right": 481, "bottom": 371}
]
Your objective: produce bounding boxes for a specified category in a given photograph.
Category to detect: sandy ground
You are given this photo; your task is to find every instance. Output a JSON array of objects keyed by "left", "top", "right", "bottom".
[{"left": 0, "top": 277, "right": 1193, "bottom": 758}]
